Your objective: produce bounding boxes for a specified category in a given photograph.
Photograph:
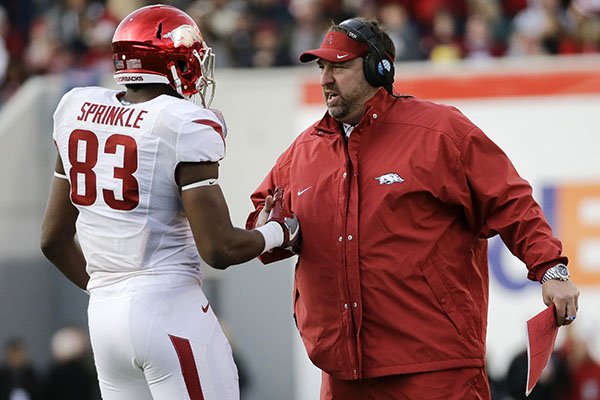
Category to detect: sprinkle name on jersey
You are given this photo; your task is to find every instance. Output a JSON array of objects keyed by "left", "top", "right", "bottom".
[{"left": 77, "top": 102, "right": 148, "bottom": 129}]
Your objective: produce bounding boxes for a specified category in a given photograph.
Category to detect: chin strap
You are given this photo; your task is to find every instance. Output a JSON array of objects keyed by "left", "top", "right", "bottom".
[{"left": 170, "top": 64, "right": 184, "bottom": 97}]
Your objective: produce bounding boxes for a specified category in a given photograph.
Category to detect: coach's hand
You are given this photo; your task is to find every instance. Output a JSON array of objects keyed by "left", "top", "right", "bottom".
[
  {"left": 267, "top": 187, "right": 300, "bottom": 252},
  {"left": 542, "top": 280, "right": 580, "bottom": 326}
]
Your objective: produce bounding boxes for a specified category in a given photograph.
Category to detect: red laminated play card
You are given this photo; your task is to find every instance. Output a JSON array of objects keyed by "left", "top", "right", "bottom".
[{"left": 526, "top": 305, "right": 559, "bottom": 396}]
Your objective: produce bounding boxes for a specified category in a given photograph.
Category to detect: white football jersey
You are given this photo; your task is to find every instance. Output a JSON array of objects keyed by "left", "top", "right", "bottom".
[{"left": 53, "top": 87, "right": 226, "bottom": 290}]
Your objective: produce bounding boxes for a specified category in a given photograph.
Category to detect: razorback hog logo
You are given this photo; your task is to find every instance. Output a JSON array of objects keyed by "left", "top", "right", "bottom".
[
  {"left": 375, "top": 173, "right": 405, "bottom": 185},
  {"left": 325, "top": 33, "right": 334, "bottom": 45},
  {"left": 163, "top": 25, "right": 202, "bottom": 48}
]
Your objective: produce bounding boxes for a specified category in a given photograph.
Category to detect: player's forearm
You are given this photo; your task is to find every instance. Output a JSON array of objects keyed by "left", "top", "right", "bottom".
[
  {"left": 201, "top": 228, "right": 266, "bottom": 270},
  {"left": 41, "top": 238, "right": 89, "bottom": 290}
]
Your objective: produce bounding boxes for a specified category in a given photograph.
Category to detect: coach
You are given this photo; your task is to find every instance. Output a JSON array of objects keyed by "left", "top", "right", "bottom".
[{"left": 247, "top": 18, "right": 580, "bottom": 399}]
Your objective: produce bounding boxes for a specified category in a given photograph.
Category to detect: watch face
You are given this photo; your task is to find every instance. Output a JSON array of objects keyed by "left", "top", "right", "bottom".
[{"left": 557, "top": 265, "right": 569, "bottom": 277}]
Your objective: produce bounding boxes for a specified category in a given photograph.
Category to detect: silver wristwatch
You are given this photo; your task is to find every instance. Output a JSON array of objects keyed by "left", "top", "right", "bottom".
[{"left": 540, "top": 263, "right": 570, "bottom": 284}]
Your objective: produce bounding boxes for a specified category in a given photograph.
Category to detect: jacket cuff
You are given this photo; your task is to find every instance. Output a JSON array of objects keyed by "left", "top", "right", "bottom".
[{"left": 527, "top": 257, "right": 569, "bottom": 282}]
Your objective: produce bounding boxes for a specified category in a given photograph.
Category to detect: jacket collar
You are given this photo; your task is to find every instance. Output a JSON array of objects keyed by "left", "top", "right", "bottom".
[{"left": 312, "top": 87, "right": 395, "bottom": 135}]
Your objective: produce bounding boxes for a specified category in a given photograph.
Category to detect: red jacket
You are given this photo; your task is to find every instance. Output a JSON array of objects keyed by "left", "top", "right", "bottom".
[{"left": 246, "top": 89, "right": 566, "bottom": 380}]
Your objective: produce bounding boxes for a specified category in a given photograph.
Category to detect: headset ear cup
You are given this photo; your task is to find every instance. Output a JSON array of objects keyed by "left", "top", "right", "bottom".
[{"left": 363, "top": 52, "right": 385, "bottom": 88}]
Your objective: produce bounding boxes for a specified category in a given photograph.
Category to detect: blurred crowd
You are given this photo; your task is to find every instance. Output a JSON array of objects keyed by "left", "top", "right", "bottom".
[
  {"left": 0, "top": 0, "right": 598, "bottom": 104},
  {"left": 1, "top": 325, "right": 599, "bottom": 400},
  {"left": 0, "top": 326, "right": 101, "bottom": 400},
  {"left": 491, "top": 327, "right": 600, "bottom": 400}
]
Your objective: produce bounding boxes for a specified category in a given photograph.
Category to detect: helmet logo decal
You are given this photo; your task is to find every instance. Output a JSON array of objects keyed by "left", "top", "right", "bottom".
[
  {"left": 126, "top": 59, "right": 142, "bottom": 69},
  {"left": 163, "top": 25, "right": 202, "bottom": 48},
  {"left": 116, "top": 75, "right": 144, "bottom": 83}
]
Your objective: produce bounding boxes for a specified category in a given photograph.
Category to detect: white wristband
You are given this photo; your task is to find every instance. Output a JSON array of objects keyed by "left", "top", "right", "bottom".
[{"left": 254, "top": 221, "right": 284, "bottom": 254}]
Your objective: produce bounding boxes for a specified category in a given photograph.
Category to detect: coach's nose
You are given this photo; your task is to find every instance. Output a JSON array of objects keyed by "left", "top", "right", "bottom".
[{"left": 319, "top": 63, "right": 335, "bottom": 87}]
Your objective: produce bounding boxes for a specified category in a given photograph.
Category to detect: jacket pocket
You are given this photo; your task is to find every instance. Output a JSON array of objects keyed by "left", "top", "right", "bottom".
[{"left": 421, "top": 262, "right": 469, "bottom": 336}]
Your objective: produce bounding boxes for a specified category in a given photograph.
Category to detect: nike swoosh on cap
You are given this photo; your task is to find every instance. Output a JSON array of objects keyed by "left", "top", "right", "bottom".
[{"left": 336, "top": 54, "right": 349, "bottom": 59}]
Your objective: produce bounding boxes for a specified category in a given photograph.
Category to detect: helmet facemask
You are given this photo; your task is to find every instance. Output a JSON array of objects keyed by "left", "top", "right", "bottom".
[{"left": 186, "top": 46, "right": 216, "bottom": 108}]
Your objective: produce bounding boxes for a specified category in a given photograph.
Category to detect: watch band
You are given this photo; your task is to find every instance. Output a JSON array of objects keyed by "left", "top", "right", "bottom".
[{"left": 540, "top": 263, "right": 570, "bottom": 284}]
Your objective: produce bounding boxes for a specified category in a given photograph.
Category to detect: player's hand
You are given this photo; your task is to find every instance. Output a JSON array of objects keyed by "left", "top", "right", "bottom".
[
  {"left": 267, "top": 187, "right": 300, "bottom": 252},
  {"left": 255, "top": 195, "right": 274, "bottom": 228},
  {"left": 542, "top": 280, "right": 580, "bottom": 326}
]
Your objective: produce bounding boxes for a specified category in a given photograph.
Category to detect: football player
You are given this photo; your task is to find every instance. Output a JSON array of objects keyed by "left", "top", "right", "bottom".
[{"left": 40, "top": 5, "right": 298, "bottom": 400}]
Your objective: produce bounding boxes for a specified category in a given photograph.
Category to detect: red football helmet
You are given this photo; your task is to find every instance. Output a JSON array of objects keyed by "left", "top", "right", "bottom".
[{"left": 112, "top": 4, "right": 215, "bottom": 106}]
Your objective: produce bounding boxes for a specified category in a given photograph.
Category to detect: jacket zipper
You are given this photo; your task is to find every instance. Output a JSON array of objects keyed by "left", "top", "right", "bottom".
[{"left": 342, "top": 136, "right": 360, "bottom": 379}]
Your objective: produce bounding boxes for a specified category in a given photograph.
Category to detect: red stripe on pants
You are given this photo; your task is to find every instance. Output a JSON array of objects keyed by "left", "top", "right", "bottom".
[{"left": 169, "top": 334, "right": 205, "bottom": 400}]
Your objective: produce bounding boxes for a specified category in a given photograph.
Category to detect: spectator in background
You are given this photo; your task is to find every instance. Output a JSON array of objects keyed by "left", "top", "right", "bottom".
[
  {"left": 252, "top": 21, "right": 292, "bottom": 67},
  {"left": 25, "top": 0, "right": 116, "bottom": 75},
  {"left": 0, "top": 338, "right": 39, "bottom": 400},
  {"left": 408, "top": 0, "right": 468, "bottom": 32},
  {"left": 228, "top": 12, "right": 255, "bottom": 67},
  {"left": 462, "top": 13, "right": 506, "bottom": 61},
  {"left": 378, "top": 3, "right": 423, "bottom": 61},
  {"left": 288, "top": 0, "right": 328, "bottom": 65},
  {"left": 0, "top": 3, "right": 28, "bottom": 105},
  {"left": 561, "top": 327, "right": 600, "bottom": 400},
  {"left": 189, "top": 0, "right": 298, "bottom": 68},
  {"left": 576, "top": 12, "right": 600, "bottom": 53},
  {"left": 247, "top": 0, "right": 294, "bottom": 67},
  {"left": 505, "top": 348, "right": 570, "bottom": 399},
  {"left": 24, "top": 17, "right": 60, "bottom": 75},
  {"left": 248, "top": 0, "right": 294, "bottom": 25},
  {"left": 507, "top": 27, "right": 547, "bottom": 55},
  {"left": 561, "top": 0, "right": 600, "bottom": 54},
  {"left": 510, "top": 0, "right": 569, "bottom": 55},
  {"left": 486, "top": 360, "right": 507, "bottom": 399},
  {"left": 79, "top": 6, "right": 117, "bottom": 70},
  {"left": 36, "top": 0, "right": 92, "bottom": 71},
  {"left": 421, "top": 8, "right": 463, "bottom": 62},
  {"left": 41, "top": 326, "right": 100, "bottom": 400},
  {"left": 187, "top": 0, "right": 244, "bottom": 68},
  {"left": 467, "top": 0, "right": 511, "bottom": 51}
]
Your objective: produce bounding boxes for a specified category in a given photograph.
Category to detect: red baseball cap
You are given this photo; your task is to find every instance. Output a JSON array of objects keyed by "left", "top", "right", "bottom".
[{"left": 299, "top": 31, "right": 369, "bottom": 63}]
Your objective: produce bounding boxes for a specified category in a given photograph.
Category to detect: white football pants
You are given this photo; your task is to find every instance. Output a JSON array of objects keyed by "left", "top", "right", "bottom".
[{"left": 88, "top": 274, "right": 239, "bottom": 400}]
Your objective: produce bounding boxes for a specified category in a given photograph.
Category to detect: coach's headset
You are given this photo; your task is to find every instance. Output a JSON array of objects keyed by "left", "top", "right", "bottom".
[{"left": 338, "top": 18, "right": 395, "bottom": 95}]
